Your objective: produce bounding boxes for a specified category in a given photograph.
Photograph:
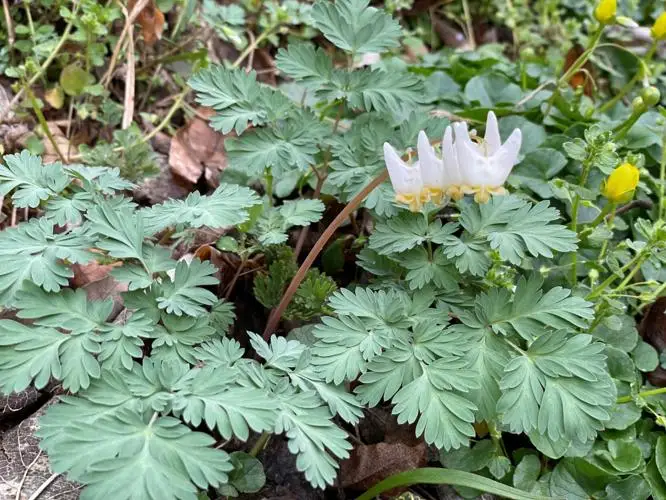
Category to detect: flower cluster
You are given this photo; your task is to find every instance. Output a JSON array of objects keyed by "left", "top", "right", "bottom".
[{"left": 383, "top": 112, "right": 522, "bottom": 211}]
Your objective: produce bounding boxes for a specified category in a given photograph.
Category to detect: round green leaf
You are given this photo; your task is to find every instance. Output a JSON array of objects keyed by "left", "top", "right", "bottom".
[
  {"left": 227, "top": 452, "right": 266, "bottom": 494},
  {"left": 632, "top": 341, "right": 659, "bottom": 372},
  {"left": 60, "top": 64, "right": 93, "bottom": 96}
]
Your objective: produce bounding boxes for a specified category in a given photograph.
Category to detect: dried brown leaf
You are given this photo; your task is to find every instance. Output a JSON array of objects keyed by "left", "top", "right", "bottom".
[{"left": 169, "top": 107, "right": 228, "bottom": 186}]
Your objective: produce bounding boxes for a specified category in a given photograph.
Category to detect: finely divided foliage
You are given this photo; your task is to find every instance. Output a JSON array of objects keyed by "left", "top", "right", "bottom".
[{"left": 0, "top": 0, "right": 627, "bottom": 497}]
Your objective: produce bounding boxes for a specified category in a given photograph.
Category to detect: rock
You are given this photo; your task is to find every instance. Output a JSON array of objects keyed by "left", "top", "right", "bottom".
[{"left": 0, "top": 399, "right": 81, "bottom": 500}]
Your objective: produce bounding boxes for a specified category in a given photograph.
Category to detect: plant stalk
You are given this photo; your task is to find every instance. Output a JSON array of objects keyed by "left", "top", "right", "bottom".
[{"left": 262, "top": 170, "right": 389, "bottom": 339}]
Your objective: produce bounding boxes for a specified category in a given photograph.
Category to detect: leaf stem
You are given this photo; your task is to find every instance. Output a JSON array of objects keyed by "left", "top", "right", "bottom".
[
  {"left": 586, "top": 249, "right": 646, "bottom": 300},
  {"left": 262, "top": 170, "right": 389, "bottom": 339},
  {"left": 544, "top": 26, "right": 604, "bottom": 117},
  {"left": 617, "top": 387, "right": 666, "bottom": 404},
  {"left": 356, "top": 468, "right": 552, "bottom": 500},
  {"left": 569, "top": 157, "right": 594, "bottom": 284},
  {"left": 657, "top": 125, "right": 666, "bottom": 219},
  {"left": 26, "top": 87, "right": 66, "bottom": 163},
  {"left": 249, "top": 431, "right": 271, "bottom": 457}
]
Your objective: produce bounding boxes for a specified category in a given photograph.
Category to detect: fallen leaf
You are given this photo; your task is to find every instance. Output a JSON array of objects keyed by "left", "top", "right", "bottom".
[
  {"left": 129, "top": 0, "right": 165, "bottom": 45},
  {"left": 338, "top": 441, "right": 427, "bottom": 492},
  {"left": 72, "top": 261, "right": 127, "bottom": 321},
  {"left": 564, "top": 45, "right": 594, "bottom": 97},
  {"left": 71, "top": 261, "right": 122, "bottom": 288},
  {"left": 169, "top": 107, "right": 228, "bottom": 186},
  {"left": 44, "top": 86, "right": 65, "bottom": 109},
  {"left": 41, "top": 122, "right": 72, "bottom": 164}
]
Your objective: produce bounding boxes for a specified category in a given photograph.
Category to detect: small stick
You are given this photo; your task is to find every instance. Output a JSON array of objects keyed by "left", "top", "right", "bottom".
[
  {"left": 263, "top": 170, "right": 389, "bottom": 339},
  {"left": 122, "top": 9, "right": 137, "bottom": 129},
  {"left": 2, "top": 0, "right": 14, "bottom": 48}
]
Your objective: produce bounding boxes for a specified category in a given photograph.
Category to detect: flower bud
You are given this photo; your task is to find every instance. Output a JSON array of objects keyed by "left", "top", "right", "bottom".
[
  {"left": 652, "top": 12, "right": 666, "bottom": 40},
  {"left": 632, "top": 96, "right": 647, "bottom": 113},
  {"left": 641, "top": 86, "right": 661, "bottom": 107},
  {"left": 594, "top": 0, "right": 616, "bottom": 24},
  {"left": 616, "top": 16, "right": 638, "bottom": 28},
  {"left": 601, "top": 162, "right": 639, "bottom": 203}
]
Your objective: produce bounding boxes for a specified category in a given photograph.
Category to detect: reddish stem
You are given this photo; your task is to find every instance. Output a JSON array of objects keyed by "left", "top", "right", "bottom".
[{"left": 262, "top": 170, "right": 389, "bottom": 339}]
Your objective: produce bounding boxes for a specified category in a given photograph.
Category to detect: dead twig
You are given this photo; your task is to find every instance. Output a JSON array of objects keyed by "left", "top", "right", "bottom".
[
  {"left": 122, "top": 3, "right": 137, "bottom": 129},
  {"left": 101, "top": 0, "right": 150, "bottom": 88},
  {"left": 2, "top": 0, "right": 14, "bottom": 48}
]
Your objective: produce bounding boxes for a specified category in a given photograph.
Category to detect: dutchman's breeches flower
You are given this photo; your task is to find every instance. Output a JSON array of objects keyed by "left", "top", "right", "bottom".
[{"left": 383, "top": 111, "right": 523, "bottom": 210}]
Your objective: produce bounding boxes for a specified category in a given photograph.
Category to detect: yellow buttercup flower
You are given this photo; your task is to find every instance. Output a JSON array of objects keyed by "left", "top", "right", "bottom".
[
  {"left": 652, "top": 12, "right": 666, "bottom": 40},
  {"left": 594, "top": 0, "right": 616, "bottom": 24},
  {"left": 602, "top": 163, "right": 639, "bottom": 203}
]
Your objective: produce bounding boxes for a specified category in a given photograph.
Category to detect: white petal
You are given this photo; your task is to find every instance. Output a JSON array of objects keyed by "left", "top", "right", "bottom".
[
  {"left": 383, "top": 142, "right": 423, "bottom": 195},
  {"left": 489, "top": 128, "right": 522, "bottom": 184},
  {"left": 484, "top": 111, "right": 501, "bottom": 156},
  {"left": 453, "top": 122, "right": 484, "bottom": 185},
  {"left": 417, "top": 130, "right": 444, "bottom": 188},
  {"left": 442, "top": 126, "right": 462, "bottom": 185}
]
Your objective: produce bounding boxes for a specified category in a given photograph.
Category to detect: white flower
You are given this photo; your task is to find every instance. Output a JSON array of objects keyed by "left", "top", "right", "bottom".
[
  {"left": 383, "top": 142, "right": 423, "bottom": 212},
  {"left": 384, "top": 112, "right": 522, "bottom": 209},
  {"left": 451, "top": 111, "right": 522, "bottom": 201}
]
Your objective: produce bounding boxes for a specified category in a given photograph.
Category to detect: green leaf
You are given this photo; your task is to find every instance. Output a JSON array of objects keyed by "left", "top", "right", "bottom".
[
  {"left": 98, "top": 314, "right": 154, "bottom": 371},
  {"left": 209, "top": 299, "right": 236, "bottom": 335},
  {"left": 465, "top": 275, "right": 594, "bottom": 342},
  {"left": 311, "top": 0, "right": 401, "bottom": 54},
  {"left": 38, "top": 408, "right": 233, "bottom": 499},
  {"left": 369, "top": 212, "right": 457, "bottom": 255},
  {"left": 465, "top": 73, "right": 522, "bottom": 107},
  {"left": 111, "top": 244, "right": 177, "bottom": 291},
  {"left": 324, "top": 68, "right": 425, "bottom": 115},
  {"left": 225, "top": 118, "right": 325, "bottom": 178},
  {"left": 0, "top": 219, "right": 94, "bottom": 304},
  {"left": 597, "top": 439, "right": 643, "bottom": 472},
  {"left": 87, "top": 202, "right": 147, "bottom": 265},
  {"left": 632, "top": 341, "right": 659, "bottom": 372},
  {"left": 156, "top": 259, "right": 219, "bottom": 316},
  {"left": 499, "top": 116, "right": 546, "bottom": 154},
  {"left": 513, "top": 454, "right": 541, "bottom": 492},
  {"left": 509, "top": 148, "right": 567, "bottom": 198},
  {"left": 150, "top": 314, "right": 217, "bottom": 364},
  {"left": 393, "top": 246, "right": 458, "bottom": 290},
  {"left": 656, "top": 436, "right": 666, "bottom": 484},
  {"left": 173, "top": 367, "right": 278, "bottom": 441},
  {"left": 549, "top": 462, "right": 588, "bottom": 500},
  {"left": 275, "top": 43, "right": 333, "bottom": 87},
  {"left": 0, "top": 320, "right": 100, "bottom": 393},
  {"left": 254, "top": 199, "right": 325, "bottom": 246},
  {"left": 273, "top": 390, "right": 352, "bottom": 489},
  {"left": 15, "top": 283, "right": 111, "bottom": 332},
  {"left": 226, "top": 452, "right": 266, "bottom": 494},
  {"left": 189, "top": 66, "right": 293, "bottom": 134},
  {"left": 356, "top": 467, "right": 554, "bottom": 500},
  {"left": 141, "top": 183, "right": 262, "bottom": 235},
  {"left": 500, "top": 331, "right": 615, "bottom": 443},
  {"left": 0, "top": 150, "right": 69, "bottom": 207},
  {"left": 60, "top": 64, "right": 92, "bottom": 96},
  {"left": 439, "top": 439, "right": 495, "bottom": 471},
  {"left": 391, "top": 365, "right": 477, "bottom": 450}
]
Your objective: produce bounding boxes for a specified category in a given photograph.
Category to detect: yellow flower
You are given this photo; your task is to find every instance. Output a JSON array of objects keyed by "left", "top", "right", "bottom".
[
  {"left": 602, "top": 163, "right": 639, "bottom": 203},
  {"left": 652, "top": 12, "right": 666, "bottom": 40},
  {"left": 594, "top": 0, "right": 616, "bottom": 24}
]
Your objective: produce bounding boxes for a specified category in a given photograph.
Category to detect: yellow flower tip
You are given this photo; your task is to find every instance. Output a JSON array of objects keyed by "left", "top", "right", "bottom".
[
  {"left": 594, "top": 0, "right": 616, "bottom": 24},
  {"left": 395, "top": 193, "right": 422, "bottom": 212},
  {"left": 474, "top": 189, "right": 491, "bottom": 204},
  {"left": 602, "top": 162, "right": 639, "bottom": 203},
  {"left": 652, "top": 12, "right": 666, "bottom": 40},
  {"left": 423, "top": 187, "right": 445, "bottom": 205},
  {"left": 446, "top": 186, "right": 465, "bottom": 201}
]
